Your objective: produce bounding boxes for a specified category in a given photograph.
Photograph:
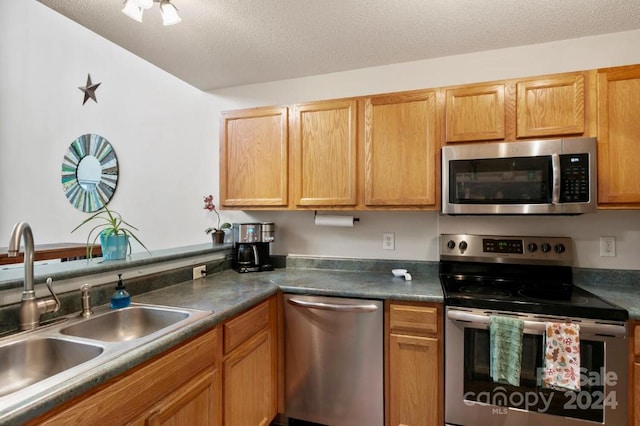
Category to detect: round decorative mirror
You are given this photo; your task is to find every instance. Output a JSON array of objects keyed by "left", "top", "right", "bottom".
[{"left": 61, "top": 134, "right": 118, "bottom": 212}]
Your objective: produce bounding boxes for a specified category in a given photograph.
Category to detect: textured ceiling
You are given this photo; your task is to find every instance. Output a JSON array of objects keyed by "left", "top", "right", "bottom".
[{"left": 38, "top": 0, "right": 640, "bottom": 91}]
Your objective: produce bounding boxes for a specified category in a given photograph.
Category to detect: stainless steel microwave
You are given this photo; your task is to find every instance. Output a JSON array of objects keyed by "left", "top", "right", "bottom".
[{"left": 442, "top": 137, "right": 596, "bottom": 215}]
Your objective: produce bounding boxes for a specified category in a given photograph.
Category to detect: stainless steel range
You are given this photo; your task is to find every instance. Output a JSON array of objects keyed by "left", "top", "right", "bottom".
[{"left": 440, "top": 234, "right": 628, "bottom": 426}]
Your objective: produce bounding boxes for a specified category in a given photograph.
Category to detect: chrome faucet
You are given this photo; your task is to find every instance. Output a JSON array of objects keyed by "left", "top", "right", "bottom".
[{"left": 7, "top": 222, "right": 60, "bottom": 330}]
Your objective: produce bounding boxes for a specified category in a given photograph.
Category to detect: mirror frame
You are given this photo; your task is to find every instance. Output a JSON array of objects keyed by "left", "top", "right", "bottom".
[{"left": 61, "top": 134, "right": 119, "bottom": 212}]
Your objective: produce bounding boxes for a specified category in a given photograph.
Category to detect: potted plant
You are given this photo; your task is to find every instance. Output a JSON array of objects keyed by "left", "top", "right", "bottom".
[
  {"left": 203, "top": 194, "right": 231, "bottom": 243},
  {"left": 72, "top": 203, "right": 148, "bottom": 260}
]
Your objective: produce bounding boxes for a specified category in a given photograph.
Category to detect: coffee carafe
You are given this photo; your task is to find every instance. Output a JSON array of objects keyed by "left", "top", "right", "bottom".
[{"left": 232, "top": 222, "right": 274, "bottom": 273}]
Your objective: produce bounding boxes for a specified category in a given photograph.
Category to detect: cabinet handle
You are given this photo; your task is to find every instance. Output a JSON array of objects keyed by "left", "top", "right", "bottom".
[{"left": 288, "top": 298, "right": 378, "bottom": 313}]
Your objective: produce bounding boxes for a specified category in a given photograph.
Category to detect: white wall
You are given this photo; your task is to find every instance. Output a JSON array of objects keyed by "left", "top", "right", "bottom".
[
  {"left": 1, "top": 1, "right": 640, "bottom": 270},
  {"left": 0, "top": 1, "right": 218, "bottom": 252}
]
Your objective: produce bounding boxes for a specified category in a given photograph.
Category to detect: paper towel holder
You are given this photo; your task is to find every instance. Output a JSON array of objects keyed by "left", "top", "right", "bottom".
[{"left": 313, "top": 211, "right": 360, "bottom": 225}]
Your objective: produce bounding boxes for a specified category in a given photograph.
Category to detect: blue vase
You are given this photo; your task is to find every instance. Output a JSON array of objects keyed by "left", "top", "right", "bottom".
[{"left": 100, "top": 233, "right": 129, "bottom": 260}]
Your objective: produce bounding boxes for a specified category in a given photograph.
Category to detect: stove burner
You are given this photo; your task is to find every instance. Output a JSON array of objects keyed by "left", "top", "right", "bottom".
[
  {"left": 518, "top": 289, "right": 589, "bottom": 305},
  {"left": 459, "top": 286, "right": 511, "bottom": 298}
]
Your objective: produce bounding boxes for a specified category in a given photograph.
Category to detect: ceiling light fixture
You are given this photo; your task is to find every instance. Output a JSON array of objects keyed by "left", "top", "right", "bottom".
[
  {"left": 121, "top": 0, "right": 181, "bottom": 26},
  {"left": 159, "top": 0, "right": 182, "bottom": 26}
]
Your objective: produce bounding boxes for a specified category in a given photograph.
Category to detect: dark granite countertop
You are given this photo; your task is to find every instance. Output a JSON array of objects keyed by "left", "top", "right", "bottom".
[
  {"left": 3, "top": 267, "right": 441, "bottom": 424},
  {"left": 5, "top": 263, "right": 639, "bottom": 424},
  {"left": 572, "top": 267, "right": 640, "bottom": 320},
  {"left": 1, "top": 276, "right": 278, "bottom": 425},
  {"left": 135, "top": 267, "right": 444, "bottom": 309}
]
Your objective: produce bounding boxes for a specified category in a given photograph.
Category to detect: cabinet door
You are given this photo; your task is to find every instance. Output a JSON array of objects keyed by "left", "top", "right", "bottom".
[
  {"left": 291, "top": 99, "right": 357, "bottom": 207},
  {"left": 597, "top": 65, "right": 640, "bottom": 206},
  {"left": 516, "top": 72, "right": 587, "bottom": 138},
  {"left": 635, "top": 361, "right": 640, "bottom": 426},
  {"left": 220, "top": 106, "right": 288, "bottom": 207},
  {"left": 223, "top": 330, "right": 276, "bottom": 426},
  {"left": 145, "top": 368, "right": 220, "bottom": 426},
  {"left": 363, "top": 90, "right": 439, "bottom": 207},
  {"left": 445, "top": 83, "right": 506, "bottom": 142},
  {"left": 388, "top": 334, "right": 440, "bottom": 426}
]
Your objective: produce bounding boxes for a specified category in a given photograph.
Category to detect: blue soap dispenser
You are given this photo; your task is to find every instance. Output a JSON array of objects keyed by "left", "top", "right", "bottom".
[{"left": 110, "top": 273, "right": 130, "bottom": 309}]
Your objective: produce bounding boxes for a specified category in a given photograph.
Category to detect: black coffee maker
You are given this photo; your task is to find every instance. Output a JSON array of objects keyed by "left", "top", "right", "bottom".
[{"left": 232, "top": 222, "right": 274, "bottom": 273}]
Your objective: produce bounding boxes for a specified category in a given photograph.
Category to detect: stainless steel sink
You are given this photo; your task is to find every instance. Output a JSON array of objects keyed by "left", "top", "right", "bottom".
[
  {"left": 60, "top": 305, "right": 191, "bottom": 342},
  {"left": 0, "top": 302, "right": 212, "bottom": 420},
  {"left": 0, "top": 337, "right": 103, "bottom": 397}
]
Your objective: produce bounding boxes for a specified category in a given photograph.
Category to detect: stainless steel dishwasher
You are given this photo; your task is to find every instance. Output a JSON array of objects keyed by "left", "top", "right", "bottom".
[{"left": 284, "top": 294, "right": 383, "bottom": 426}]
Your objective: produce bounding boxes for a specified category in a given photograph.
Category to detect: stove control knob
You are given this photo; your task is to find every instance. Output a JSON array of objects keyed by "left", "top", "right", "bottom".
[
  {"left": 447, "top": 240, "right": 456, "bottom": 249},
  {"left": 459, "top": 241, "right": 468, "bottom": 252},
  {"left": 541, "top": 243, "right": 552, "bottom": 253},
  {"left": 527, "top": 242, "right": 538, "bottom": 253},
  {"left": 554, "top": 243, "right": 566, "bottom": 254}
]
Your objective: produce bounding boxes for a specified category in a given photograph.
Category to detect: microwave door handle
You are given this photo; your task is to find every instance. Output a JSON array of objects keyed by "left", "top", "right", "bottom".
[{"left": 551, "top": 153, "right": 561, "bottom": 205}]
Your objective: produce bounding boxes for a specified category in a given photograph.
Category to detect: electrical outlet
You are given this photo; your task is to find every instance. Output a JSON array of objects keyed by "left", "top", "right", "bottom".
[
  {"left": 383, "top": 233, "right": 395, "bottom": 250},
  {"left": 193, "top": 265, "right": 206, "bottom": 279},
  {"left": 599, "top": 236, "right": 616, "bottom": 257}
]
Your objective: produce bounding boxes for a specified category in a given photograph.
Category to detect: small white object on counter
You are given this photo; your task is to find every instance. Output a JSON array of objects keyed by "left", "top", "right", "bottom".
[
  {"left": 404, "top": 273, "right": 412, "bottom": 281},
  {"left": 392, "top": 269, "right": 407, "bottom": 277}
]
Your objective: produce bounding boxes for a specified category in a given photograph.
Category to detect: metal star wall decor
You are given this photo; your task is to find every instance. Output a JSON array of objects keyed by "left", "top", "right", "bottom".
[{"left": 78, "top": 74, "right": 101, "bottom": 105}]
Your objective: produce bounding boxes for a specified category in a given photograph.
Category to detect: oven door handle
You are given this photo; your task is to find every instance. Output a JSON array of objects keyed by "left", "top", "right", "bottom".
[
  {"left": 447, "top": 310, "right": 626, "bottom": 336},
  {"left": 551, "top": 153, "right": 561, "bottom": 205}
]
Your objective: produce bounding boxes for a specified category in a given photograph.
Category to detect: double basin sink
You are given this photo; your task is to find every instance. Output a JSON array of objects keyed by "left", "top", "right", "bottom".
[{"left": 0, "top": 303, "right": 212, "bottom": 416}]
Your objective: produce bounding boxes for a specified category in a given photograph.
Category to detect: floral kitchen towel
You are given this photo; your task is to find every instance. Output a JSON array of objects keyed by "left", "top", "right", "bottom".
[
  {"left": 543, "top": 322, "right": 581, "bottom": 391},
  {"left": 489, "top": 315, "right": 524, "bottom": 386}
]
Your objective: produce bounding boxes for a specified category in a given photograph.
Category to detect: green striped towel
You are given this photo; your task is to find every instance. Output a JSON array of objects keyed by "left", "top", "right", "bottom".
[{"left": 489, "top": 315, "right": 525, "bottom": 386}]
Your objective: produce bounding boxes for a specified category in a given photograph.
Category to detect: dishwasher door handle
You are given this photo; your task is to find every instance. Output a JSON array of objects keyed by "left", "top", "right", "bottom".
[{"left": 287, "top": 298, "right": 379, "bottom": 312}]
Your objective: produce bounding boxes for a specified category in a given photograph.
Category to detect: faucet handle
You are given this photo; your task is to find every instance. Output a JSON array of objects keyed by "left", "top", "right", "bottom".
[
  {"left": 80, "top": 284, "right": 93, "bottom": 318},
  {"left": 44, "top": 277, "right": 61, "bottom": 314}
]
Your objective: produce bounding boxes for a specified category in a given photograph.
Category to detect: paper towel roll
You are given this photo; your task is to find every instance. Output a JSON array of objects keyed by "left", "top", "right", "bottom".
[{"left": 314, "top": 214, "right": 355, "bottom": 227}]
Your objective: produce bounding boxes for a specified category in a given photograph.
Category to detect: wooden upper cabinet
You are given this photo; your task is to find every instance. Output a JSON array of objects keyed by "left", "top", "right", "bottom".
[
  {"left": 220, "top": 106, "right": 288, "bottom": 208},
  {"left": 597, "top": 64, "right": 640, "bottom": 207},
  {"left": 445, "top": 83, "right": 506, "bottom": 142},
  {"left": 516, "top": 72, "right": 589, "bottom": 138},
  {"left": 291, "top": 99, "right": 357, "bottom": 207},
  {"left": 363, "top": 90, "right": 439, "bottom": 208}
]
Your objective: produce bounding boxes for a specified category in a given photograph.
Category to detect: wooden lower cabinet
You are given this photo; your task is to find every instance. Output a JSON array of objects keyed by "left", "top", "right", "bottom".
[
  {"left": 389, "top": 334, "right": 439, "bottom": 425},
  {"left": 27, "top": 328, "right": 221, "bottom": 426},
  {"left": 224, "top": 330, "right": 275, "bottom": 425},
  {"left": 634, "top": 361, "right": 640, "bottom": 426},
  {"left": 135, "top": 368, "right": 220, "bottom": 426},
  {"left": 632, "top": 320, "right": 640, "bottom": 426},
  {"left": 222, "top": 296, "right": 278, "bottom": 426},
  {"left": 27, "top": 296, "right": 280, "bottom": 426},
  {"left": 387, "top": 301, "right": 443, "bottom": 426}
]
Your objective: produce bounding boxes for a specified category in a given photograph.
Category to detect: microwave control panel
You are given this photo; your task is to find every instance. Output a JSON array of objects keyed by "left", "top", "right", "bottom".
[{"left": 559, "top": 153, "right": 589, "bottom": 202}]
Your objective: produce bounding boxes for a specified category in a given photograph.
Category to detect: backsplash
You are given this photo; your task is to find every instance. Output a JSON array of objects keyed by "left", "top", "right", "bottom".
[
  {"left": 0, "top": 258, "right": 230, "bottom": 335},
  {"left": 2, "top": 254, "right": 638, "bottom": 335}
]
